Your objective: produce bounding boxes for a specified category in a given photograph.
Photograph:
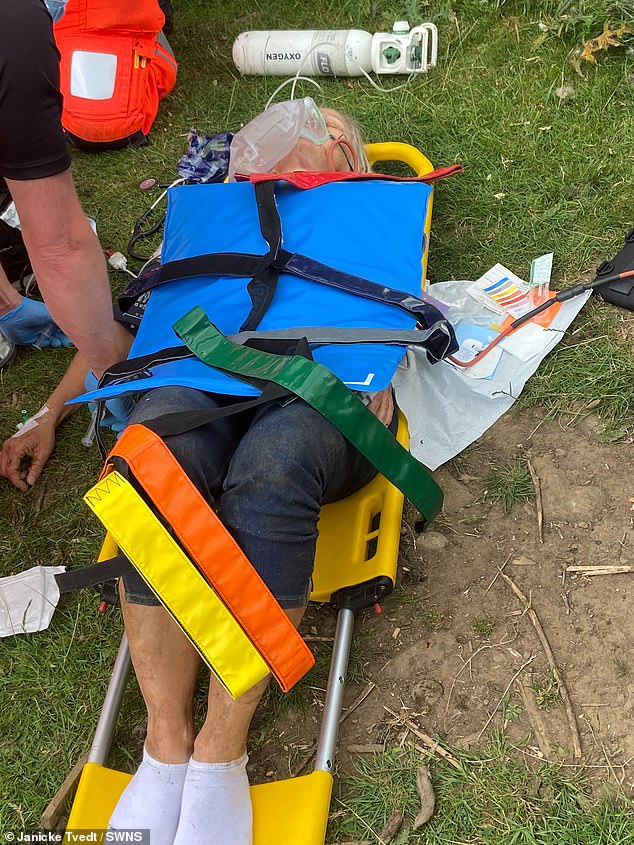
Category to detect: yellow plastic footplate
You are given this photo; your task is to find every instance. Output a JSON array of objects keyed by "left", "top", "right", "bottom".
[{"left": 67, "top": 763, "right": 333, "bottom": 845}]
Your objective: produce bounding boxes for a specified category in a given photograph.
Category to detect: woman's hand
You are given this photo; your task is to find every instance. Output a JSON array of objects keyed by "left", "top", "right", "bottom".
[
  {"left": 0, "top": 413, "right": 57, "bottom": 490},
  {"left": 367, "top": 386, "right": 394, "bottom": 426}
]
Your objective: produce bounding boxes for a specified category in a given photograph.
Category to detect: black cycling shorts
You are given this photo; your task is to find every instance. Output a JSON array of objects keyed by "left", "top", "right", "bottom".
[{"left": 0, "top": 0, "right": 71, "bottom": 181}]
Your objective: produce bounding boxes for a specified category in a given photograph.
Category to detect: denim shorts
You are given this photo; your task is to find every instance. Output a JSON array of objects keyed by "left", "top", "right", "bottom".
[{"left": 122, "top": 386, "right": 397, "bottom": 609}]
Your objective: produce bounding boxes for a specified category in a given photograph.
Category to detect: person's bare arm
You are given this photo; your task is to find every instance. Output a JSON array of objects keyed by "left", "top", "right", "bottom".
[
  {"left": 0, "top": 351, "right": 88, "bottom": 489},
  {"left": 0, "top": 264, "right": 22, "bottom": 314},
  {"left": 6, "top": 169, "right": 118, "bottom": 376},
  {"left": 367, "top": 385, "right": 394, "bottom": 425},
  {"left": 0, "top": 324, "right": 133, "bottom": 489}
]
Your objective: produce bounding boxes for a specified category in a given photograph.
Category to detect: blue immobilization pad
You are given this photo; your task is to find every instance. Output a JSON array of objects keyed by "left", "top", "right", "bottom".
[{"left": 80, "top": 178, "right": 432, "bottom": 402}]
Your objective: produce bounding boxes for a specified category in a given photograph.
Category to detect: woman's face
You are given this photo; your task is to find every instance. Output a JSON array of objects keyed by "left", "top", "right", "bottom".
[{"left": 273, "top": 108, "right": 356, "bottom": 174}]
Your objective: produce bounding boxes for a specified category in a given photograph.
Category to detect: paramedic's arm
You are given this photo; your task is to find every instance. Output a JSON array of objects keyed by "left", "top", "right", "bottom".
[
  {"left": 6, "top": 170, "right": 118, "bottom": 377},
  {"left": 0, "top": 265, "right": 22, "bottom": 313},
  {"left": 367, "top": 385, "right": 394, "bottom": 426},
  {"left": 0, "top": 324, "right": 133, "bottom": 489}
]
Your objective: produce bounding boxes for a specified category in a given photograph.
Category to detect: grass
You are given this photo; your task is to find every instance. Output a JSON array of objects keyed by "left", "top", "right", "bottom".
[
  {"left": 519, "top": 303, "right": 634, "bottom": 437},
  {"left": 613, "top": 657, "right": 631, "bottom": 679},
  {"left": 328, "top": 737, "right": 634, "bottom": 843},
  {"left": 0, "top": 0, "right": 632, "bottom": 835},
  {"left": 482, "top": 460, "right": 536, "bottom": 512},
  {"left": 472, "top": 614, "right": 498, "bottom": 637},
  {"left": 532, "top": 670, "right": 562, "bottom": 709}
]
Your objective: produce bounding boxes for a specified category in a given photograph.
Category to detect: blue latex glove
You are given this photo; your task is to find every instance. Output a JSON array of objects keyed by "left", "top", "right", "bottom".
[
  {"left": 84, "top": 371, "right": 136, "bottom": 434},
  {"left": 0, "top": 298, "right": 72, "bottom": 348},
  {"left": 44, "top": 0, "right": 68, "bottom": 23}
]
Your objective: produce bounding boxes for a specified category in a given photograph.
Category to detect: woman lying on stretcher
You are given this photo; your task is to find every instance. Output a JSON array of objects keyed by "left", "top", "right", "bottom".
[{"left": 0, "top": 101, "right": 396, "bottom": 845}]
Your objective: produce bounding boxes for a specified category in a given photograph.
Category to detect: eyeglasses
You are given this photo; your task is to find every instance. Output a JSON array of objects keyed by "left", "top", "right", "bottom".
[{"left": 228, "top": 97, "right": 334, "bottom": 180}]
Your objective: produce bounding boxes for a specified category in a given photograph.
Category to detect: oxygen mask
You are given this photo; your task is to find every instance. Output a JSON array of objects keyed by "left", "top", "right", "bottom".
[{"left": 228, "top": 97, "right": 331, "bottom": 181}]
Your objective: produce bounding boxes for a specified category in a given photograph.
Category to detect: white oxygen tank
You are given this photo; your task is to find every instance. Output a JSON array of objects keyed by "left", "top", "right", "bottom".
[
  {"left": 232, "top": 30, "right": 373, "bottom": 77},
  {"left": 232, "top": 23, "right": 438, "bottom": 77}
]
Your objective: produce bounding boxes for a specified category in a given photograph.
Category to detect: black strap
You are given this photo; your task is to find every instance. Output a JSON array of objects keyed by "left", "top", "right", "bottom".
[
  {"left": 122, "top": 245, "right": 444, "bottom": 333},
  {"left": 96, "top": 339, "right": 313, "bottom": 447},
  {"left": 97, "top": 335, "right": 321, "bottom": 389},
  {"left": 240, "top": 181, "right": 283, "bottom": 331},
  {"left": 282, "top": 252, "right": 451, "bottom": 353},
  {"left": 55, "top": 555, "right": 133, "bottom": 593},
  {"left": 144, "top": 381, "right": 295, "bottom": 437},
  {"left": 117, "top": 180, "right": 456, "bottom": 355}
]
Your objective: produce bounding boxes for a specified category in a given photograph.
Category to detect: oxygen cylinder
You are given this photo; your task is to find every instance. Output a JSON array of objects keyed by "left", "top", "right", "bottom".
[
  {"left": 232, "top": 29, "right": 373, "bottom": 77},
  {"left": 233, "top": 23, "right": 439, "bottom": 76}
]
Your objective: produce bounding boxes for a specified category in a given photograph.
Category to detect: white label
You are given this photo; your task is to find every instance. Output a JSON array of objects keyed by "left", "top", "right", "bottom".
[{"left": 70, "top": 50, "right": 117, "bottom": 100}]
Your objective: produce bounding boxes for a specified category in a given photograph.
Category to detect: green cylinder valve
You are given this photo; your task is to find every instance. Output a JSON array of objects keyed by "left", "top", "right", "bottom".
[{"left": 382, "top": 45, "right": 401, "bottom": 64}]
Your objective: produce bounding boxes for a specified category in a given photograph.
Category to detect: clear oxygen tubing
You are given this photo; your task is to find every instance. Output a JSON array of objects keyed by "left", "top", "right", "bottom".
[{"left": 264, "top": 40, "right": 414, "bottom": 107}]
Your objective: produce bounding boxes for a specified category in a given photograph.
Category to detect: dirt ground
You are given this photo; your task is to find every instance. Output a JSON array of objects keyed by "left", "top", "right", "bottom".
[{"left": 249, "top": 406, "right": 634, "bottom": 797}]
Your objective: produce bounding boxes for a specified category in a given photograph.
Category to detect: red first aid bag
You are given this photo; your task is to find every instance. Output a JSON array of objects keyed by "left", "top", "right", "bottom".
[{"left": 54, "top": 0, "right": 177, "bottom": 150}]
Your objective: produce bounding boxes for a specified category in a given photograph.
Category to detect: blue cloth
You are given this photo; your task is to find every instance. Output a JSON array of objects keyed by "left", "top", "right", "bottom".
[
  {"left": 121, "top": 385, "right": 396, "bottom": 608},
  {"left": 77, "top": 179, "right": 434, "bottom": 406},
  {"left": 0, "top": 298, "right": 71, "bottom": 348},
  {"left": 176, "top": 131, "right": 233, "bottom": 184}
]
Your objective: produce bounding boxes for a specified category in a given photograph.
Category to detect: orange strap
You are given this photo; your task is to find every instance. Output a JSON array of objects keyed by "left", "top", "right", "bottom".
[{"left": 104, "top": 424, "right": 314, "bottom": 692}]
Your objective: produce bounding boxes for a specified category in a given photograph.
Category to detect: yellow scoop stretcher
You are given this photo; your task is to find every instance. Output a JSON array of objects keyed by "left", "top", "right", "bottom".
[{"left": 63, "top": 143, "right": 439, "bottom": 844}]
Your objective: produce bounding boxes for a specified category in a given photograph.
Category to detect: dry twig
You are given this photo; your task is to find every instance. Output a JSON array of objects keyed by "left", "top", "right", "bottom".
[
  {"left": 483, "top": 553, "right": 512, "bottom": 597},
  {"left": 304, "top": 635, "right": 335, "bottom": 643},
  {"left": 476, "top": 654, "right": 536, "bottom": 741},
  {"left": 500, "top": 571, "right": 582, "bottom": 758},
  {"left": 516, "top": 678, "right": 552, "bottom": 759},
  {"left": 378, "top": 810, "right": 404, "bottom": 843},
  {"left": 566, "top": 565, "right": 634, "bottom": 575},
  {"left": 527, "top": 459, "right": 544, "bottom": 543},
  {"left": 292, "top": 681, "right": 376, "bottom": 777},
  {"left": 413, "top": 766, "right": 435, "bottom": 828},
  {"left": 384, "top": 706, "right": 461, "bottom": 770},
  {"left": 443, "top": 642, "right": 497, "bottom": 730},
  {"left": 326, "top": 840, "right": 371, "bottom": 845},
  {"left": 325, "top": 808, "right": 404, "bottom": 845},
  {"left": 40, "top": 752, "right": 89, "bottom": 829}
]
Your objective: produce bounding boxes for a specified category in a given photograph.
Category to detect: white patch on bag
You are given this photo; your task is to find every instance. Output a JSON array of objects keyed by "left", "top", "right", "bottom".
[{"left": 70, "top": 50, "right": 117, "bottom": 100}]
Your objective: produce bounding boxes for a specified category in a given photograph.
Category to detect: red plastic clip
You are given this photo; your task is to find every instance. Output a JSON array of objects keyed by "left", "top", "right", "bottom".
[
  {"left": 374, "top": 602, "right": 383, "bottom": 615},
  {"left": 98, "top": 601, "right": 107, "bottom": 613}
]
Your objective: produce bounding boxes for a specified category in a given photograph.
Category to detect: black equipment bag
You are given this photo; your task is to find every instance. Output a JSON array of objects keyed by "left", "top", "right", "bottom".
[{"left": 594, "top": 228, "right": 634, "bottom": 311}]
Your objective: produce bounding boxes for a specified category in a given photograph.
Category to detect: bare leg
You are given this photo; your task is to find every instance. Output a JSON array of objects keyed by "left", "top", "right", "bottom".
[
  {"left": 119, "top": 588, "right": 305, "bottom": 763},
  {"left": 194, "top": 606, "right": 306, "bottom": 762},
  {"left": 119, "top": 581, "right": 200, "bottom": 763},
  {"left": 108, "top": 584, "right": 202, "bottom": 842},
  {"left": 173, "top": 606, "right": 306, "bottom": 845}
]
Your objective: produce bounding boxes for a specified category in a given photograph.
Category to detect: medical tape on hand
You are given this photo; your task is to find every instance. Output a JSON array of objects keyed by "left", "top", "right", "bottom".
[
  {"left": 84, "top": 471, "right": 270, "bottom": 699},
  {"left": 103, "top": 424, "right": 315, "bottom": 692},
  {"left": 12, "top": 405, "right": 51, "bottom": 438},
  {"left": 174, "top": 307, "right": 444, "bottom": 526}
]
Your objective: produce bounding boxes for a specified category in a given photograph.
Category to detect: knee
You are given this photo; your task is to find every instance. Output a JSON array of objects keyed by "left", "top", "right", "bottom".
[
  {"left": 129, "top": 387, "right": 220, "bottom": 492},
  {"left": 223, "top": 434, "right": 323, "bottom": 512}
]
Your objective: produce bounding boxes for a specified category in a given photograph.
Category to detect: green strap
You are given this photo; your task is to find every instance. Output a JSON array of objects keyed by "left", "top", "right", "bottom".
[{"left": 174, "top": 306, "right": 443, "bottom": 525}]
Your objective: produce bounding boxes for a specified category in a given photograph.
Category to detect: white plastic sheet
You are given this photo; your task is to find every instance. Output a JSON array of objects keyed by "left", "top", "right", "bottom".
[
  {"left": 394, "top": 280, "right": 590, "bottom": 470},
  {"left": 0, "top": 565, "right": 66, "bottom": 637}
]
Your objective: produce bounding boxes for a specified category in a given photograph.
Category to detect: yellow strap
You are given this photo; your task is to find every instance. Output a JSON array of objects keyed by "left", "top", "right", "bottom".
[{"left": 84, "top": 472, "right": 269, "bottom": 699}]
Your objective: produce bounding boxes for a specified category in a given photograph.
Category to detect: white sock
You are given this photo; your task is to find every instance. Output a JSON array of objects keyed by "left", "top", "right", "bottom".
[
  {"left": 108, "top": 746, "right": 189, "bottom": 845},
  {"left": 173, "top": 753, "right": 252, "bottom": 845}
]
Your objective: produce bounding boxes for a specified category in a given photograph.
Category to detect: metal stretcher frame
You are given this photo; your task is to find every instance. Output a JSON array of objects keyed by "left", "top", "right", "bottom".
[
  {"left": 67, "top": 415, "right": 410, "bottom": 843},
  {"left": 64, "top": 142, "right": 437, "bottom": 843}
]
